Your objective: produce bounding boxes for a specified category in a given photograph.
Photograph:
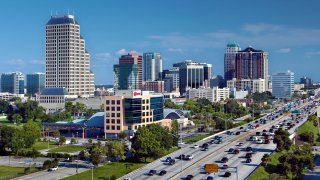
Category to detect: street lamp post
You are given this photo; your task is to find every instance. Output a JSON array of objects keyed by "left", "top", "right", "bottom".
[{"left": 91, "top": 167, "right": 94, "bottom": 180}]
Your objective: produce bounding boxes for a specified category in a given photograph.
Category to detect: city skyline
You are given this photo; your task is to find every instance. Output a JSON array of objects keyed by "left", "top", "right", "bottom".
[{"left": 0, "top": 0, "right": 320, "bottom": 84}]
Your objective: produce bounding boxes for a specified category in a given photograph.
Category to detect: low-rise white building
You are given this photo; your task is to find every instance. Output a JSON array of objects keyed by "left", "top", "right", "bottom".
[
  {"left": 230, "top": 88, "right": 249, "bottom": 99},
  {"left": 37, "top": 87, "right": 68, "bottom": 114},
  {"left": 227, "top": 78, "right": 266, "bottom": 93},
  {"left": 186, "top": 87, "right": 229, "bottom": 102}
]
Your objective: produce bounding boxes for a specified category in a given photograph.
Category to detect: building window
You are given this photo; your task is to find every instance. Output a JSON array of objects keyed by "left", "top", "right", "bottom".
[
  {"left": 117, "top": 113, "right": 120, "bottom": 117},
  {"left": 112, "top": 119, "right": 115, "bottom": 124},
  {"left": 112, "top": 126, "right": 115, "bottom": 130},
  {"left": 117, "top": 107, "right": 120, "bottom": 111},
  {"left": 106, "top": 107, "right": 110, "bottom": 111},
  {"left": 143, "top": 112, "right": 145, "bottom": 116},
  {"left": 117, "top": 100, "right": 120, "bottom": 104},
  {"left": 106, "top": 125, "right": 110, "bottom": 130},
  {"left": 117, "top": 126, "right": 120, "bottom": 130},
  {"left": 117, "top": 119, "right": 120, "bottom": 124},
  {"left": 146, "top": 99, "right": 149, "bottom": 103},
  {"left": 111, "top": 107, "right": 115, "bottom": 111},
  {"left": 111, "top": 113, "right": 115, "bottom": 117},
  {"left": 146, "top": 106, "right": 149, "bottom": 110},
  {"left": 142, "top": 106, "right": 145, "bottom": 110},
  {"left": 106, "top": 100, "right": 110, "bottom": 104},
  {"left": 143, "top": 100, "right": 145, "bottom": 104},
  {"left": 106, "top": 119, "right": 110, "bottom": 123},
  {"left": 146, "top": 112, "right": 149, "bottom": 116},
  {"left": 111, "top": 100, "right": 115, "bottom": 104}
]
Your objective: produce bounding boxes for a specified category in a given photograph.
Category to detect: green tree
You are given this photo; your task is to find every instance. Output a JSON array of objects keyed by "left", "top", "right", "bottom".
[
  {"left": 147, "top": 124, "right": 173, "bottom": 150},
  {"left": 273, "top": 128, "right": 292, "bottom": 151},
  {"left": 118, "top": 131, "right": 127, "bottom": 141},
  {"left": 164, "top": 99, "right": 180, "bottom": 109},
  {"left": 105, "top": 141, "right": 126, "bottom": 161},
  {"left": 11, "top": 128, "right": 25, "bottom": 155},
  {"left": 90, "top": 147, "right": 103, "bottom": 166},
  {"left": 0, "top": 126, "right": 16, "bottom": 152},
  {"left": 23, "top": 121, "right": 41, "bottom": 148},
  {"left": 131, "top": 127, "right": 161, "bottom": 162},
  {"left": 65, "top": 102, "right": 74, "bottom": 113},
  {"left": 59, "top": 136, "right": 66, "bottom": 145},
  {"left": 52, "top": 130, "right": 60, "bottom": 138},
  {"left": 13, "top": 114, "right": 22, "bottom": 124},
  {"left": 261, "top": 153, "right": 271, "bottom": 166}
]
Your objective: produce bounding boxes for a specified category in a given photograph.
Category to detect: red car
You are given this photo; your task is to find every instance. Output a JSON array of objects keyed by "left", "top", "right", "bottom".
[{"left": 255, "top": 124, "right": 260, "bottom": 128}]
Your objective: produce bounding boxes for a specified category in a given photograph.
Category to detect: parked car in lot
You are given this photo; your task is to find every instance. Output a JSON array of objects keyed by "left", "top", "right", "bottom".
[
  {"left": 186, "top": 175, "right": 194, "bottom": 180},
  {"left": 237, "top": 142, "right": 244, "bottom": 146},
  {"left": 246, "top": 158, "right": 252, "bottom": 163},
  {"left": 233, "top": 149, "right": 240, "bottom": 154},
  {"left": 221, "top": 164, "right": 228, "bottom": 169},
  {"left": 207, "top": 176, "right": 214, "bottom": 180},
  {"left": 245, "top": 153, "right": 252, "bottom": 158},
  {"left": 228, "top": 148, "right": 234, "bottom": 153},
  {"left": 256, "top": 139, "right": 263, "bottom": 144},
  {"left": 221, "top": 157, "right": 229, "bottom": 163},
  {"left": 246, "top": 147, "right": 253, "bottom": 152}
]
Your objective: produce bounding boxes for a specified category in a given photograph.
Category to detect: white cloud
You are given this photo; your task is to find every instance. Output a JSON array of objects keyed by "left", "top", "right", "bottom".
[
  {"left": 31, "top": 60, "right": 45, "bottom": 65},
  {"left": 116, "top": 49, "right": 140, "bottom": 55},
  {"left": 242, "top": 23, "right": 282, "bottom": 34},
  {"left": 305, "top": 51, "right": 320, "bottom": 58},
  {"left": 276, "top": 48, "right": 291, "bottom": 53},
  {"left": 6, "top": 59, "right": 25, "bottom": 66},
  {"left": 168, "top": 48, "right": 184, "bottom": 52}
]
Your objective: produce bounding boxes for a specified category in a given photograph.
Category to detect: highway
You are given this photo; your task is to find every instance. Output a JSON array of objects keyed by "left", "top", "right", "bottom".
[{"left": 121, "top": 97, "right": 319, "bottom": 180}]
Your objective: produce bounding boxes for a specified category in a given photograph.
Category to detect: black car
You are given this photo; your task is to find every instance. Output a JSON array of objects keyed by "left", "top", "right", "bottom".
[
  {"left": 245, "top": 153, "right": 252, "bottom": 158},
  {"left": 256, "top": 132, "right": 261, "bottom": 136},
  {"left": 246, "top": 158, "right": 252, "bottom": 163},
  {"left": 235, "top": 131, "right": 240, "bottom": 135},
  {"left": 255, "top": 120, "right": 259, "bottom": 123},
  {"left": 202, "top": 143, "right": 209, "bottom": 148},
  {"left": 207, "top": 176, "right": 214, "bottom": 180},
  {"left": 228, "top": 148, "right": 234, "bottom": 153},
  {"left": 262, "top": 129, "right": 267, "bottom": 132},
  {"left": 224, "top": 171, "right": 231, "bottom": 177},
  {"left": 165, "top": 157, "right": 172, "bottom": 162},
  {"left": 159, "top": 170, "right": 167, "bottom": 176},
  {"left": 186, "top": 175, "right": 194, "bottom": 180},
  {"left": 168, "top": 159, "right": 175, "bottom": 165},
  {"left": 239, "top": 126, "right": 244, "bottom": 129},
  {"left": 148, "top": 170, "right": 157, "bottom": 176},
  {"left": 221, "top": 157, "right": 229, "bottom": 163},
  {"left": 246, "top": 147, "right": 253, "bottom": 152},
  {"left": 178, "top": 154, "right": 185, "bottom": 160}
]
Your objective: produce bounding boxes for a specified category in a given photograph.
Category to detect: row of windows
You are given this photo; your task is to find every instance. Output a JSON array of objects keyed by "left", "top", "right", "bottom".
[
  {"left": 106, "top": 106, "right": 121, "bottom": 111},
  {"left": 106, "top": 100, "right": 121, "bottom": 105},
  {"left": 106, "top": 119, "right": 121, "bottom": 124},
  {"left": 106, "top": 125, "right": 120, "bottom": 130}
]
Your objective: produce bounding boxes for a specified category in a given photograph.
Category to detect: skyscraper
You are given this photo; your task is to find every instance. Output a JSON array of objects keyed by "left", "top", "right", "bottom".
[
  {"left": 45, "top": 15, "right": 95, "bottom": 97},
  {"left": 162, "top": 67, "right": 179, "bottom": 92},
  {"left": 26, "top": 73, "right": 45, "bottom": 95},
  {"left": 235, "top": 46, "right": 268, "bottom": 90},
  {"left": 272, "top": 71, "right": 294, "bottom": 99},
  {"left": 143, "top": 52, "right": 162, "bottom": 81},
  {"left": 224, "top": 42, "right": 241, "bottom": 81},
  {"left": 300, "top": 76, "right": 313, "bottom": 87},
  {"left": 1, "top": 72, "right": 24, "bottom": 94},
  {"left": 178, "top": 60, "right": 212, "bottom": 95},
  {"left": 114, "top": 53, "right": 142, "bottom": 91}
]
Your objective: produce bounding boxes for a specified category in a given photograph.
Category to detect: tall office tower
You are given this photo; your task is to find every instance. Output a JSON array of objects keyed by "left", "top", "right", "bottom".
[
  {"left": 114, "top": 53, "right": 142, "bottom": 91},
  {"left": 235, "top": 46, "right": 268, "bottom": 90},
  {"left": 1, "top": 72, "right": 24, "bottom": 94},
  {"left": 224, "top": 42, "right": 241, "bottom": 81},
  {"left": 162, "top": 67, "right": 179, "bottom": 92},
  {"left": 45, "top": 15, "right": 95, "bottom": 97},
  {"left": 143, "top": 52, "right": 162, "bottom": 81},
  {"left": 272, "top": 71, "right": 294, "bottom": 99},
  {"left": 300, "top": 76, "right": 313, "bottom": 87},
  {"left": 26, "top": 73, "right": 45, "bottom": 95},
  {"left": 179, "top": 61, "right": 205, "bottom": 95},
  {"left": 202, "top": 63, "right": 212, "bottom": 87}
]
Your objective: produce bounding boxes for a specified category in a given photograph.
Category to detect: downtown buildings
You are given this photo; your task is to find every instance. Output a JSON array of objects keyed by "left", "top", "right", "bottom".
[
  {"left": 45, "top": 15, "right": 95, "bottom": 97},
  {"left": 272, "top": 71, "right": 294, "bottom": 99},
  {"left": 26, "top": 73, "right": 45, "bottom": 95},
  {"left": 0, "top": 72, "right": 24, "bottom": 94},
  {"left": 225, "top": 44, "right": 268, "bottom": 93}
]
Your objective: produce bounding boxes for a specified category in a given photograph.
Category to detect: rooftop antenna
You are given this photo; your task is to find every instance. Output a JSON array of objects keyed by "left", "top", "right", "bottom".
[{"left": 50, "top": 10, "right": 53, "bottom": 16}]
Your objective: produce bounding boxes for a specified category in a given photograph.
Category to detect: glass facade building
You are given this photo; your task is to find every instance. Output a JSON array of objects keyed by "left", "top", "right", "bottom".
[
  {"left": 272, "top": 71, "right": 294, "bottom": 99},
  {"left": 143, "top": 52, "right": 162, "bottom": 81},
  {"left": 1, "top": 72, "right": 24, "bottom": 94},
  {"left": 26, "top": 73, "right": 45, "bottom": 95},
  {"left": 114, "top": 64, "right": 139, "bottom": 91}
]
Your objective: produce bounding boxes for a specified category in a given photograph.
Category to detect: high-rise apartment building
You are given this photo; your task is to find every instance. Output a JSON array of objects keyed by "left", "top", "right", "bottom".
[
  {"left": 178, "top": 60, "right": 212, "bottom": 95},
  {"left": 45, "top": 15, "right": 95, "bottom": 97},
  {"left": 0, "top": 72, "right": 24, "bottom": 94},
  {"left": 224, "top": 42, "right": 241, "bottom": 81},
  {"left": 272, "top": 71, "right": 294, "bottom": 99},
  {"left": 235, "top": 46, "right": 268, "bottom": 89},
  {"left": 26, "top": 73, "right": 45, "bottom": 95},
  {"left": 114, "top": 53, "right": 142, "bottom": 91},
  {"left": 162, "top": 67, "right": 179, "bottom": 92},
  {"left": 143, "top": 52, "right": 162, "bottom": 81}
]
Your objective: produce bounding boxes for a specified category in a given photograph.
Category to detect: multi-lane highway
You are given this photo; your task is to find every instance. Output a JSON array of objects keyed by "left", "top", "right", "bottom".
[{"left": 121, "top": 97, "right": 319, "bottom": 180}]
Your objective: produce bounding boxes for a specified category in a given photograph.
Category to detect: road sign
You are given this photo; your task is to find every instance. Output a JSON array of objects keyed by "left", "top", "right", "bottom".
[{"left": 205, "top": 164, "right": 218, "bottom": 173}]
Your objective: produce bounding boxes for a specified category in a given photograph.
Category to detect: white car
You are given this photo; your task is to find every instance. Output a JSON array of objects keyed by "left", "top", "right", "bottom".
[
  {"left": 48, "top": 166, "right": 58, "bottom": 171},
  {"left": 256, "top": 139, "right": 264, "bottom": 144},
  {"left": 269, "top": 132, "right": 275, "bottom": 136},
  {"left": 193, "top": 144, "right": 199, "bottom": 148},
  {"left": 186, "top": 154, "right": 194, "bottom": 160}
]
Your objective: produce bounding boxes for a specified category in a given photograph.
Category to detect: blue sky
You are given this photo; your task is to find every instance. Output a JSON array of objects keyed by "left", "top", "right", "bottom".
[{"left": 0, "top": 0, "right": 320, "bottom": 84}]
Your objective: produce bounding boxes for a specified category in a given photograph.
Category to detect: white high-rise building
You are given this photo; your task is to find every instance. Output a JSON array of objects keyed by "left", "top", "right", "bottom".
[
  {"left": 143, "top": 52, "right": 162, "bottom": 81},
  {"left": 272, "top": 71, "right": 294, "bottom": 99},
  {"left": 45, "top": 15, "right": 95, "bottom": 97}
]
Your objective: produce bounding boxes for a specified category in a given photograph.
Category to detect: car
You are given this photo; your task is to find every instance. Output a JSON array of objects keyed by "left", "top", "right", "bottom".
[
  {"left": 186, "top": 175, "right": 194, "bottom": 180},
  {"left": 159, "top": 170, "right": 167, "bottom": 176},
  {"left": 235, "top": 131, "right": 240, "bottom": 135},
  {"left": 168, "top": 159, "right": 175, "bottom": 165},
  {"left": 269, "top": 128, "right": 274, "bottom": 132},
  {"left": 215, "top": 140, "right": 222, "bottom": 144},
  {"left": 264, "top": 139, "right": 270, "bottom": 144},
  {"left": 224, "top": 171, "right": 231, "bottom": 177},
  {"left": 202, "top": 143, "right": 209, "bottom": 148},
  {"left": 228, "top": 148, "right": 234, "bottom": 153},
  {"left": 221, "top": 164, "right": 228, "bottom": 169},
  {"left": 237, "top": 142, "right": 244, "bottom": 146},
  {"left": 186, "top": 155, "right": 194, "bottom": 160},
  {"left": 123, "top": 178, "right": 131, "bottom": 180},
  {"left": 165, "top": 157, "right": 172, "bottom": 162},
  {"left": 178, "top": 154, "right": 185, "bottom": 160},
  {"left": 256, "top": 132, "right": 261, "bottom": 136},
  {"left": 207, "top": 176, "right": 214, "bottom": 180},
  {"left": 262, "top": 129, "right": 267, "bottom": 132},
  {"left": 269, "top": 132, "right": 275, "bottom": 136},
  {"left": 202, "top": 146, "right": 209, "bottom": 151},
  {"left": 246, "top": 158, "right": 252, "bottom": 163},
  {"left": 226, "top": 131, "right": 233, "bottom": 135},
  {"left": 221, "top": 157, "right": 229, "bottom": 163},
  {"left": 246, "top": 147, "right": 253, "bottom": 152},
  {"left": 255, "top": 124, "right": 260, "bottom": 128},
  {"left": 245, "top": 153, "right": 252, "bottom": 158},
  {"left": 256, "top": 139, "right": 263, "bottom": 144},
  {"left": 244, "top": 128, "right": 250, "bottom": 132},
  {"left": 239, "top": 126, "right": 244, "bottom": 129},
  {"left": 193, "top": 144, "right": 199, "bottom": 148},
  {"left": 255, "top": 120, "right": 259, "bottom": 123},
  {"left": 148, "top": 170, "right": 157, "bottom": 176},
  {"left": 48, "top": 166, "right": 58, "bottom": 171},
  {"left": 233, "top": 149, "right": 240, "bottom": 154}
]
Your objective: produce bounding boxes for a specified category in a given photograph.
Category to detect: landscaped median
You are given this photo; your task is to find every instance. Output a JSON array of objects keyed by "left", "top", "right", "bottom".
[
  {"left": 48, "top": 145, "right": 85, "bottom": 153},
  {"left": 62, "top": 162, "right": 146, "bottom": 180},
  {"left": 0, "top": 166, "right": 38, "bottom": 180}
]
